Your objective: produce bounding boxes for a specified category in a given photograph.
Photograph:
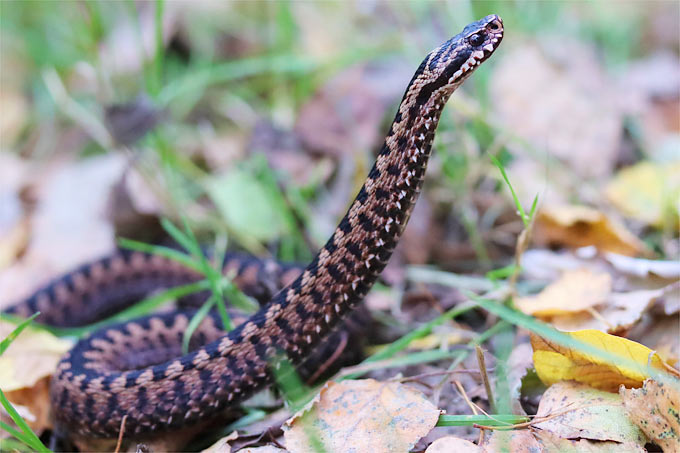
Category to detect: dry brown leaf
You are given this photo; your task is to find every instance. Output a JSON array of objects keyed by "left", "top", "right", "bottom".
[
  {"left": 620, "top": 378, "right": 680, "bottom": 452},
  {"left": 533, "top": 382, "right": 648, "bottom": 445},
  {"left": 531, "top": 330, "right": 669, "bottom": 391},
  {"left": 283, "top": 379, "right": 439, "bottom": 453},
  {"left": 516, "top": 269, "right": 612, "bottom": 316},
  {"left": 2, "top": 378, "right": 52, "bottom": 434},
  {"left": 533, "top": 205, "right": 647, "bottom": 256},
  {"left": 605, "top": 161, "right": 680, "bottom": 229},
  {"left": 426, "top": 436, "right": 482, "bottom": 452},
  {"left": 482, "top": 430, "right": 542, "bottom": 453}
]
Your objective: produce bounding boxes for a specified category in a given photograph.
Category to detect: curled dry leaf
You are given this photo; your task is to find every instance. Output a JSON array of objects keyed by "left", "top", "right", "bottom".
[
  {"left": 530, "top": 330, "right": 669, "bottom": 392},
  {"left": 533, "top": 205, "right": 647, "bottom": 257},
  {"left": 425, "top": 436, "right": 481, "bottom": 453},
  {"left": 620, "top": 378, "right": 680, "bottom": 452},
  {"left": 533, "top": 381, "right": 648, "bottom": 445},
  {"left": 283, "top": 379, "right": 439, "bottom": 453}
]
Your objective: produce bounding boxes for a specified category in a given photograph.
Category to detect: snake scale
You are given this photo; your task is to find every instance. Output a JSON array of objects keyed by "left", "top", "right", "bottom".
[{"left": 4, "top": 15, "right": 503, "bottom": 439}]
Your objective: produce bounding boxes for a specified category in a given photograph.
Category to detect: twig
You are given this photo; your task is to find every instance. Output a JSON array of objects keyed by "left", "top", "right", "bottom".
[
  {"left": 41, "top": 68, "right": 113, "bottom": 149},
  {"left": 114, "top": 415, "right": 128, "bottom": 453},
  {"left": 454, "top": 380, "right": 484, "bottom": 444},
  {"left": 476, "top": 346, "right": 496, "bottom": 413},
  {"left": 306, "top": 331, "right": 349, "bottom": 384},
  {"left": 473, "top": 405, "right": 576, "bottom": 431}
]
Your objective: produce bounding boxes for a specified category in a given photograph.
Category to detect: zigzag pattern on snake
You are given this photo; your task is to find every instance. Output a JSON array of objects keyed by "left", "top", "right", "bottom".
[{"left": 3, "top": 15, "right": 503, "bottom": 438}]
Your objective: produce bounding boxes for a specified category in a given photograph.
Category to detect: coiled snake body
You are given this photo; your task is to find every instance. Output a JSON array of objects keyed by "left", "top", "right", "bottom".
[{"left": 4, "top": 15, "right": 503, "bottom": 438}]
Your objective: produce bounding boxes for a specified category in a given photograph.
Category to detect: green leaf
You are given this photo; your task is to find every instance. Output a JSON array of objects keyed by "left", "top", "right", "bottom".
[{"left": 206, "top": 167, "right": 286, "bottom": 243}]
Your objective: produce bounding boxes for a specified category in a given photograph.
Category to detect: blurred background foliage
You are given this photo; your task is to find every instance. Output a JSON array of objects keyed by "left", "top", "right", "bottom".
[{"left": 0, "top": 0, "right": 678, "bottom": 274}]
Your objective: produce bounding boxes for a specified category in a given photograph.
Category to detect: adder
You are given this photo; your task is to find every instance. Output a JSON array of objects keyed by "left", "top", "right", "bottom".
[{"left": 4, "top": 14, "right": 504, "bottom": 439}]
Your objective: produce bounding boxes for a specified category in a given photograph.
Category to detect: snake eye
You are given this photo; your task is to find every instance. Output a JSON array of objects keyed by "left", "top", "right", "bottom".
[{"left": 468, "top": 33, "right": 485, "bottom": 47}]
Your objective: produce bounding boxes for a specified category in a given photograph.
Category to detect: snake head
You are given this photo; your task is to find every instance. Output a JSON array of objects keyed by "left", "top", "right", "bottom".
[{"left": 421, "top": 14, "right": 504, "bottom": 92}]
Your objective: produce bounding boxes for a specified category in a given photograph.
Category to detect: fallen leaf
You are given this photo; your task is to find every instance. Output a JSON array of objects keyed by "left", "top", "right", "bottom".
[
  {"left": 531, "top": 329, "right": 669, "bottom": 391},
  {"left": 516, "top": 269, "right": 611, "bottom": 317},
  {"left": 206, "top": 166, "right": 286, "bottom": 243},
  {"left": 426, "top": 436, "right": 481, "bottom": 452},
  {"left": 506, "top": 343, "right": 535, "bottom": 415},
  {"left": 605, "top": 161, "right": 680, "bottom": 229},
  {"left": 605, "top": 252, "right": 680, "bottom": 281},
  {"left": 0, "top": 321, "right": 72, "bottom": 433},
  {"left": 550, "top": 286, "right": 668, "bottom": 334},
  {"left": 491, "top": 43, "right": 622, "bottom": 179},
  {"left": 533, "top": 205, "right": 647, "bottom": 256},
  {"left": 2, "top": 378, "right": 52, "bottom": 434},
  {"left": 295, "top": 63, "right": 410, "bottom": 157},
  {"left": 0, "top": 321, "right": 73, "bottom": 391},
  {"left": 531, "top": 430, "right": 646, "bottom": 452},
  {"left": 482, "top": 430, "right": 542, "bottom": 453},
  {"left": 533, "top": 382, "right": 648, "bottom": 445},
  {"left": 283, "top": 379, "right": 439, "bottom": 453},
  {"left": 629, "top": 314, "right": 680, "bottom": 364},
  {"left": 621, "top": 378, "right": 680, "bottom": 452}
]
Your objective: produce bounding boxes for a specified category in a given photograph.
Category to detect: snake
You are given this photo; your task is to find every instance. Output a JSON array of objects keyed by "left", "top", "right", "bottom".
[{"left": 3, "top": 15, "right": 503, "bottom": 439}]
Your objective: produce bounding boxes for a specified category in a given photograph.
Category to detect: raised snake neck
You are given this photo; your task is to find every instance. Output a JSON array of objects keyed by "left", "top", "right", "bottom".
[{"left": 7, "top": 15, "right": 503, "bottom": 438}]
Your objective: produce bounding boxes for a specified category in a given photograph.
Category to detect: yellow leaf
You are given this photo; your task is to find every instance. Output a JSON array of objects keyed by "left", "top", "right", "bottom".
[
  {"left": 530, "top": 330, "right": 668, "bottom": 392},
  {"left": 534, "top": 205, "right": 647, "bottom": 256},
  {"left": 0, "top": 321, "right": 72, "bottom": 391},
  {"left": 516, "top": 269, "right": 612, "bottom": 317},
  {"left": 283, "top": 379, "right": 439, "bottom": 453},
  {"left": 0, "top": 321, "right": 72, "bottom": 433},
  {"left": 620, "top": 378, "right": 680, "bottom": 452},
  {"left": 605, "top": 161, "right": 680, "bottom": 229}
]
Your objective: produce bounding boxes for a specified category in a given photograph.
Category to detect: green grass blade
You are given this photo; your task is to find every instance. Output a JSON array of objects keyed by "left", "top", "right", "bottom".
[
  {"left": 0, "top": 389, "right": 51, "bottom": 452},
  {"left": 118, "top": 238, "right": 200, "bottom": 272},
  {"left": 0, "top": 313, "right": 39, "bottom": 356},
  {"left": 469, "top": 295, "right": 673, "bottom": 383},
  {"left": 342, "top": 302, "right": 476, "bottom": 380},
  {"left": 436, "top": 414, "right": 527, "bottom": 427},
  {"left": 490, "top": 154, "right": 528, "bottom": 227},
  {"left": 182, "top": 296, "right": 216, "bottom": 354}
]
